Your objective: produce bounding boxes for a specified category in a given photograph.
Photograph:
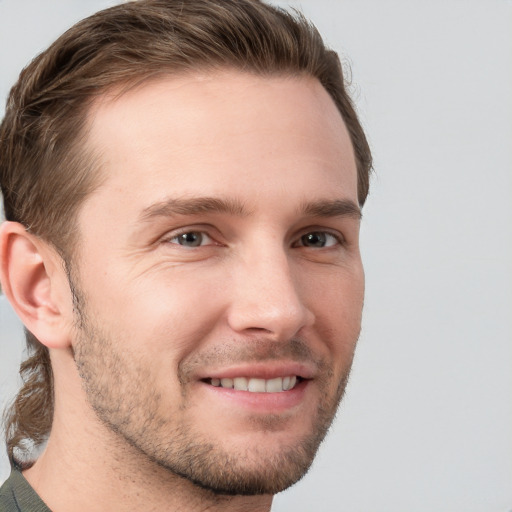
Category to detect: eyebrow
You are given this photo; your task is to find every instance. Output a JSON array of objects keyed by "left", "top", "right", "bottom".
[
  {"left": 300, "top": 199, "right": 362, "bottom": 220},
  {"left": 139, "top": 196, "right": 361, "bottom": 223},
  {"left": 139, "top": 196, "right": 249, "bottom": 222}
]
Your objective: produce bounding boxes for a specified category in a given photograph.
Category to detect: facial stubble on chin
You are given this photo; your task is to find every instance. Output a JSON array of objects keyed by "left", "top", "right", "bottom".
[{"left": 69, "top": 276, "right": 355, "bottom": 496}]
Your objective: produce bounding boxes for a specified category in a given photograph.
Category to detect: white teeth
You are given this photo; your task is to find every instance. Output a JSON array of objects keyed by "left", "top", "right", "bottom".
[
  {"left": 265, "top": 377, "right": 283, "bottom": 393},
  {"left": 210, "top": 376, "right": 299, "bottom": 392},
  {"left": 248, "top": 378, "right": 266, "bottom": 392},
  {"left": 233, "top": 377, "right": 248, "bottom": 391}
]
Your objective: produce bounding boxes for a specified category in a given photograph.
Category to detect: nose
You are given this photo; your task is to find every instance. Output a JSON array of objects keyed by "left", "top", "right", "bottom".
[{"left": 226, "top": 248, "right": 314, "bottom": 341}]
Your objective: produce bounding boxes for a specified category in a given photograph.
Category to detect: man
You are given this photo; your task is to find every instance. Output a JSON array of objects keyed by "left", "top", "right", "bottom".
[{"left": 0, "top": 0, "right": 371, "bottom": 510}]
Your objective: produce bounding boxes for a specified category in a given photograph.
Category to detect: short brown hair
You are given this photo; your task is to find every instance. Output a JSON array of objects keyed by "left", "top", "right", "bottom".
[{"left": 0, "top": 0, "right": 372, "bottom": 465}]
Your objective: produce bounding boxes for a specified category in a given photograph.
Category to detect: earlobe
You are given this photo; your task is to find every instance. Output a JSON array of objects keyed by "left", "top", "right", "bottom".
[{"left": 0, "top": 221, "right": 72, "bottom": 349}]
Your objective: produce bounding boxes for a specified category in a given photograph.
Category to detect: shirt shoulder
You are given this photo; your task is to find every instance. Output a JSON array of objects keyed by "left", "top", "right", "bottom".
[{"left": 0, "top": 470, "right": 51, "bottom": 512}]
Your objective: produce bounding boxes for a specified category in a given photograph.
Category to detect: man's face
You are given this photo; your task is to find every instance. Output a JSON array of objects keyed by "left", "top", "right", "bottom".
[{"left": 71, "top": 71, "right": 363, "bottom": 495}]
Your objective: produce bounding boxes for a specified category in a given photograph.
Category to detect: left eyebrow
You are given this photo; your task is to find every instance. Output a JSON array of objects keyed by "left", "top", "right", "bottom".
[{"left": 300, "top": 199, "right": 362, "bottom": 220}]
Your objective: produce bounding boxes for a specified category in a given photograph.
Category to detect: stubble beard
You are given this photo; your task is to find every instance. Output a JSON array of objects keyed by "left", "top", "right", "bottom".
[{"left": 70, "top": 277, "right": 353, "bottom": 496}]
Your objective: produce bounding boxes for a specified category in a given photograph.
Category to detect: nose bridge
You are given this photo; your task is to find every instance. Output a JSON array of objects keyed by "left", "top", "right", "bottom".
[{"left": 227, "top": 241, "right": 313, "bottom": 339}]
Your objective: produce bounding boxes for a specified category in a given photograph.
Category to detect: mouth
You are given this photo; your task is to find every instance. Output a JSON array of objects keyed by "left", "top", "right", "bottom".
[
  {"left": 196, "top": 365, "right": 314, "bottom": 413},
  {"left": 202, "top": 375, "right": 303, "bottom": 393}
]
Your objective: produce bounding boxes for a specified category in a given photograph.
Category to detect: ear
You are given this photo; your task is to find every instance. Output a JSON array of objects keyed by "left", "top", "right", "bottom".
[{"left": 0, "top": 221, "right": 73, "bottom": 349}]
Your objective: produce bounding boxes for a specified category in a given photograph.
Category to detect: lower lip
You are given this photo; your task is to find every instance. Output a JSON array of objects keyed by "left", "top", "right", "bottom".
[{"left": 199, "top": 379, "right": 309, "bottom": 414}]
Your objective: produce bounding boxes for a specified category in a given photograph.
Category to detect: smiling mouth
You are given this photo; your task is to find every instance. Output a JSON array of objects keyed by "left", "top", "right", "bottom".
[{"left": 203, "top": 376, "right": 302, "bottom": 393}]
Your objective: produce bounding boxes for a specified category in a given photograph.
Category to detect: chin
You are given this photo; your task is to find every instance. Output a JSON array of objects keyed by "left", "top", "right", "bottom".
[
  {"left": 137, "top": 416, "right": 332, "bottom": 496},
  {"left": 161, "top": 435, "right": 322, "bottom": 496}
]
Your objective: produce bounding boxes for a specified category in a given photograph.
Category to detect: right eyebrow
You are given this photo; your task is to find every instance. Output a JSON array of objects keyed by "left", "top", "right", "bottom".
[
  {"left": 138, "top": 196, "right": 250, "bottom": 223},
  {"left": 300, "top": 199, "right": 362, "bottom": 220}
]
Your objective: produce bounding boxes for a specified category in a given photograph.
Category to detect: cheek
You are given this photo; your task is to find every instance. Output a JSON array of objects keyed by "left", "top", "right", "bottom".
[
  {"left": 307, "top": 265, "right": 364, "bottom": 363},
  {"left": 305, "top": 259, "right": 364, "bottom": 317},
  {"left": 102, "top": 267, "right": 229, "bottom": 356}
]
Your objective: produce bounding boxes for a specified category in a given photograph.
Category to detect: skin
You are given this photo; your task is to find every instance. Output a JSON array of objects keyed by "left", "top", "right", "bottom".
[{"left": 2, "top": 71, "right": 364, "bottom": 512}]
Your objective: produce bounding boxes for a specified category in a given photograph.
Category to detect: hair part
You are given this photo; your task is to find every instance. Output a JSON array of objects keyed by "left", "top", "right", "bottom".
[{"left": 0, "top": 0, "right": 372, "bottom": 465}]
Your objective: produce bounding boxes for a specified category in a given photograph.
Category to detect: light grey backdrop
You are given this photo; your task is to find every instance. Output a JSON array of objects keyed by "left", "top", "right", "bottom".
[{"left": 1, "top": 1, "right": 511, "bottom": 511}]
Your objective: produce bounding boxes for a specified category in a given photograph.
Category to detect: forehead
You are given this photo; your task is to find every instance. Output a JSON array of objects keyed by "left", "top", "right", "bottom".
[{"left": 82, "top": 71, "right": 357, "bottom": 217}]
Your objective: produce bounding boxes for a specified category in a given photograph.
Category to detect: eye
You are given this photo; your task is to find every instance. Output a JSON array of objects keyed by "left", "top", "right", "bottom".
[
  {"left": 297, "top": 231, "right": 340, "bottom": 248},
  {"left": 168, "top": 231, "right": 213, "bottom": 247}
]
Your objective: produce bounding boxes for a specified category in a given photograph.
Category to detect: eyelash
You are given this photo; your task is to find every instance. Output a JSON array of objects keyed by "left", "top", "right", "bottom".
[
  {"left": 293, "top": 231, "right": 344, "bottom": 249},
  {"left": 166, "top": 230, "right": 216, "bottom": 248}
]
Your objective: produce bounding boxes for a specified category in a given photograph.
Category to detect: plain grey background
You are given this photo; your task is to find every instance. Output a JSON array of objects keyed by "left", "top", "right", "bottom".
[{"left": 1, "top": 1, "right": 511, "bottom": 511}]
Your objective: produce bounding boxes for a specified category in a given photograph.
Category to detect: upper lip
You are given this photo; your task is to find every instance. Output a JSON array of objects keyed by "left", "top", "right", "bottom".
[{"left": 195, "top": 361, "right": 316, "bottom": 381}]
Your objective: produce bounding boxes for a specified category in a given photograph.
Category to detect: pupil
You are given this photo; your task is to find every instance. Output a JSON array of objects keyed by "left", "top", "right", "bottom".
[
  {"left": 179, "top": 232, "right": 201, "bottom": 246},
  {"left": 303, "top": 232, "right": 326, "bottom": 247}
]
